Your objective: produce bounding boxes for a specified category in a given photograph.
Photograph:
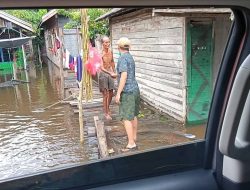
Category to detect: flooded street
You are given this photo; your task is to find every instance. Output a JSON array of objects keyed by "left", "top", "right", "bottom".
[
  {"left": 0, "top": 67, "right": 88, "bottom": 181},
  {"left": 0, "top": 64, "right": 206, "bottom": 182}
]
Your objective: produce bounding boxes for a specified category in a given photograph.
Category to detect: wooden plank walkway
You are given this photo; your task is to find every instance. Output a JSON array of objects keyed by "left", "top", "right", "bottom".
[
  {"left": 66, "top": 82, "right": 119, "bottom": 160},
  {"left": 65, "top": 80, "right": 205, "bottom": 160}
]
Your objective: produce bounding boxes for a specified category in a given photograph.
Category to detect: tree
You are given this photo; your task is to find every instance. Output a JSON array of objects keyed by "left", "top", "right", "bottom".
[
  {"left": 59, "top": 9, "right": 110, "bottom": 39},
  {"left": 6, "top": 9, "right": 47, "bottom": 32}
]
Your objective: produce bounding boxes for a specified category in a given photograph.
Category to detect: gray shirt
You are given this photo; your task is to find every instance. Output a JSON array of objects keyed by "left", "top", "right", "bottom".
[{"left": 117, "top": 52, "right": 139, "bottom": 92}]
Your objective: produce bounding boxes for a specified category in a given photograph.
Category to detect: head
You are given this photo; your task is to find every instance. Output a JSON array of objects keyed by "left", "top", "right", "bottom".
[
  {"left": 102, "top": 36, "right": 110, "bottom": 50},
  {"left": 117, "top": 37, "right": 130, "bottom": 53}
]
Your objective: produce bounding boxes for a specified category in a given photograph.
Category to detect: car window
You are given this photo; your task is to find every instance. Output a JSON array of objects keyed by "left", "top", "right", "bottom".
[{"left": 0, "top": 7, "right": 233, "bottom": 181}]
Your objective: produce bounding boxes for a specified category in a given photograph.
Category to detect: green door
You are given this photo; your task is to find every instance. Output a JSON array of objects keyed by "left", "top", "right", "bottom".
[{"left": 186, "top": 20, "right": 213, "bottom": 124}]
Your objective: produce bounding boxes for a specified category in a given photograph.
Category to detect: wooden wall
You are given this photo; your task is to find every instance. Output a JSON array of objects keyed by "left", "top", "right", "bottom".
[
  {"left": 44, "top": 16, "right": 62, "bottom": 69},
  {"left": 110, "top": 9, "right": 185, "bottom": 121},
  {"left": 43, "top": 16, "right": 65, "bottom": 98}
]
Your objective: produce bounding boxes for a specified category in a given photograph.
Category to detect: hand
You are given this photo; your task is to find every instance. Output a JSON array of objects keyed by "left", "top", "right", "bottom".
[
  {"left": 115, "top": 93, "right": 120, "bottom": 104},
  {"left": 110, "top": 72, "right": 117, "bottom": 78}
]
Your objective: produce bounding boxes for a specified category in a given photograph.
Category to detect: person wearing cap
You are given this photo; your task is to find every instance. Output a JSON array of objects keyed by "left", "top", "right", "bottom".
[
  {"left": 115, "top": 37, "right": 140, "bottom": 152},
  {"left": 99, "top": 36, "right": 116, "bottom": 120}
]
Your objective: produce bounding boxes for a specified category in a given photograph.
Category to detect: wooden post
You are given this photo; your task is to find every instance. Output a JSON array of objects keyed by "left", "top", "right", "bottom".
[
  {"left": 37, "top": 45, "right": 43, "bottom": 68},
  {"left": 12, "top": 50, "right": 17, "bottom": 80},
  {"left": 78, "top": 9, "right": 89, "bottom": 143},
  {"left": 94, "top": 116, "right": 109, "bottom": 158},
  {"left": 20, "top": 29, "right": 27, "bottom": 70},
  {"left": 58, "top": 28, "right": 65, "bottom": 99}
]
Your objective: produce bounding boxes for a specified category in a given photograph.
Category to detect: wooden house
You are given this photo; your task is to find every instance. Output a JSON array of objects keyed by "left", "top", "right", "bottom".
[
  {"left": 0, "top": 11, "right": 34, "bottom": 74},
  {"left": 97, "top": 8, "right": 232, "bottom": 124},
  {"left": 40, "top": 9, "right": 81, "bottom": 98}
]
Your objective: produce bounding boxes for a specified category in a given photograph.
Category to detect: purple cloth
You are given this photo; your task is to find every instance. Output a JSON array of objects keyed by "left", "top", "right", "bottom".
[{"left": 77, "top": 56, "right": 82, "bottom": 82}]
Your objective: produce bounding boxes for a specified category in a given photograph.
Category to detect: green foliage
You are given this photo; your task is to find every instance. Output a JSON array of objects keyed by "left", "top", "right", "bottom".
[
  {"left": 138, "top": 111, "right": 145, "bottom": 118},
  {"left": 5, "top": 9, "right": 47, "bottom": 62},
  {"left": 6, "top": 9, "right": 109, "bottom": 39},
  {"left": 58, "top": 9, "right": 109, "bottom": 39},
  {"left": 88, "top": 9, "right": 109, "bottom": 39},
  {"left": 5, "top": 9, "right": 47, "bottom": 32}
]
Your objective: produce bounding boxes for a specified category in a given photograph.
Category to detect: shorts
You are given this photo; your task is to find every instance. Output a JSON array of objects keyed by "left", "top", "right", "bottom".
[
  {"left": 119, "top": 88, "right": 140, "bottom": 121},
  {"left": 99, "top": 72, "right": 115, "bottom": 92}
]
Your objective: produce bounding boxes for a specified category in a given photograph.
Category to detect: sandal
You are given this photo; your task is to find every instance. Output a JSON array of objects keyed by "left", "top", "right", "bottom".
[{"left": 121, "top": 144, "right": 137, "bottom": 152}]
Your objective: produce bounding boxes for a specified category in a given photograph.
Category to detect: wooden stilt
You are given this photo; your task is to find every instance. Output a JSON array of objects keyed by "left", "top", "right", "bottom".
[{"left": 94, "top": 116, "right": 109, "bottom": 158}]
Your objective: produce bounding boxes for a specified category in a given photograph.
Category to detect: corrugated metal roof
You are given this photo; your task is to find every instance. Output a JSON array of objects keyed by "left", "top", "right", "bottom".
[
  {"left": 95, "top": 8, "right": 139, "bottom": 21},
  {"left": 0, "top": 11, "right": 34, "bottom": 32},
  {"left": 96, "top": 8, "right": 232, "bottom": 21},
  {"left": 41, "top": 9, "right": 58, "bottom": 25}
]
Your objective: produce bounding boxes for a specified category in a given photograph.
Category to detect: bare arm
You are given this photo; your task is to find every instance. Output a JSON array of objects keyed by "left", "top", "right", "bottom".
[
  {"left": 117, "top": 72, "right": 127, "bottom": 95},
  {"left": 115, "top": 72, "right": 127, "bottom": 104}
]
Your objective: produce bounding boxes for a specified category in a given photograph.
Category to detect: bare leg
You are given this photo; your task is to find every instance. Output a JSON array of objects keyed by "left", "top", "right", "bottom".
[
  {"left": 107, "top": 89, "right": 113, "bottom": 115},
  {"left": 124, "top": 120, "right": 136, "bottom": 146},
  {"left": 102, "top": 89, "right": 109, "bottom": 117},
  {"left": 131, "top": 117, "right": 138, "bottom": 142}
]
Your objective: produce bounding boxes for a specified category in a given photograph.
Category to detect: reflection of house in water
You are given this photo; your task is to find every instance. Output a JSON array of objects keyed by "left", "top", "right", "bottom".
[
  {"left": 0, "top": 11, "right": 34, "bottom": 77},
  {"left": 40, "top": 9, "right": 81, "bottom": 98},
  {"left": 97, "top": 8, "right": 232, "bottom": 124}
]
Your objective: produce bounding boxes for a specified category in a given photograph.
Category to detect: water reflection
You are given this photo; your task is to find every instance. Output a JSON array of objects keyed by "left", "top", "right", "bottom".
[{"left": 0, "top": 66, "right": 87, "bottom": 181}]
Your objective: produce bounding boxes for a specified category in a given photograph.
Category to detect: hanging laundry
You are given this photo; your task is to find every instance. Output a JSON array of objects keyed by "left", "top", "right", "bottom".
[
  {"left": 62, "top": 49, "right": 66, "bottom": 68},
  {"left": 69, "top": 55, "right": 74, "bottom": 71},
  {"left": 77, "top": 55, "right": 82, "bottom": 82},
  {"left": 72, "top": 57, "right": 77, "bottom": 72},
  {"left": 64, "top": 49, "right": 70, "bottom": 69},
  {"left": 55, "top": 36, "right": 61, "bottom": 49}
]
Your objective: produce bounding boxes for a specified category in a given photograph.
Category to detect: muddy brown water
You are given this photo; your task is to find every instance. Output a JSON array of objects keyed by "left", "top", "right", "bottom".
[
  {"left": 0, "top": 68, "right": 88, "bottom": 181},
  {"left": 0, "top": 66, "right": 207, "bottom": 181}
]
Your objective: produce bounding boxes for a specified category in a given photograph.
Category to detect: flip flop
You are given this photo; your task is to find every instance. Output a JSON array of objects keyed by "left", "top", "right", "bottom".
[{"left": 121, "top": 144, "right": 137, "bottom": 152}]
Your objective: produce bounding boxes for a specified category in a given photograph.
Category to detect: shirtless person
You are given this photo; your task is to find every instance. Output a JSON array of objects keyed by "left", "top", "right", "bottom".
[{"left": 98, "top": 36, "right": 116, "bottom": 120}]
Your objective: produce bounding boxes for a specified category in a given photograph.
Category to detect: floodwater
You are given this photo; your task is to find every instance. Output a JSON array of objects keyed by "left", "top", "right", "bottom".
[
  {"left": 0, "top": 67, "right": 88, "bottom": 181},
  {"left": 0, "top": 64, "right": 207, "bottom": 181}
]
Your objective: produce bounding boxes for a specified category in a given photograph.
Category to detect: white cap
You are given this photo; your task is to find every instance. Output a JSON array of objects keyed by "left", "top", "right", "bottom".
[{"left": 117, "top": 37, "right": 131, "bottom": 49}]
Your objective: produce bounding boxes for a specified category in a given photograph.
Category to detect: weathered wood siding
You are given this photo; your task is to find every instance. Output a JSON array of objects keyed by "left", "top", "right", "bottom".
[
  {"left": 110, "top": 9, "right": 185, "bottom": 121},
  {"left": 44, "top": 16, "right": 62, "bottom": 69}
]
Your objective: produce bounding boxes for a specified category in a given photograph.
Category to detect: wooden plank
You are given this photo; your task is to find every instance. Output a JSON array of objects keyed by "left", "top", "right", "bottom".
[
  {"left": 112, "top": 14, "right": 183, "bottom": 32},
  {"left": 70, "top": 100, "right": 103, "bottom": 107},
  {"left": 113, "top": 53, "right": 184, "bottom": 69},
  {"left": 115, "top": 49, "right": 183, "bottom": 63},
  {"left": 94, "top": 116, "right": 109, "bottom": 158},
  {"left": 135, "top": 69, "right": 182, "bottom": 83},
  {"left": 69, "top": 98, "right": 103, "bottom": 106},
  {"left": 132, "top": 51, "right": 183, "bottom": 61},
  {"left": 135, "top": 62, "right": 183, "bottom": 75},
  {"left": 136, "top": 73, "right": 183, "bottom": 89},
  {"left": 133, "top": 56, "right": 183, "bottom": 68},
  {"left": 112, "top": 27, "right": 182, "bottom": 39},
  {"left": 113, "top": 37, "right": 182, "bottom": 46},
  {"left": 139, "top": 84, "right": 183, "bottom": 105},
  {"left": 140, "top": 95, "right": 184, "bottom": 121},
  {"left": 74, "top": 106, "right": 118, "bottom": 114},
  {"left": 136, "top": 68, "right": 182, "bottom": 81},
  {"left": 127, "top": 44, "right": 183, "bottom": 53},
  {"left": 111, "top": 9, "right": 152, "bottom": 24},
  {"left": 87, "top": 126, "right": 97, "bottom": 137},
  {"left": 153, "top": 8, "right": 232, "bottom": 14},
  {"left": 140, "top": 86, "right": 184, "bottom": 112},
  {"left": 137, "top": 78, "right": 183, "bottom": 97}
]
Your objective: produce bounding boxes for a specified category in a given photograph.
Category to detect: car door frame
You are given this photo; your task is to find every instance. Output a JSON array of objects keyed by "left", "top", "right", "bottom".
[{"left": 0, "top": 1, "right": 250, "bottom": 190}]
